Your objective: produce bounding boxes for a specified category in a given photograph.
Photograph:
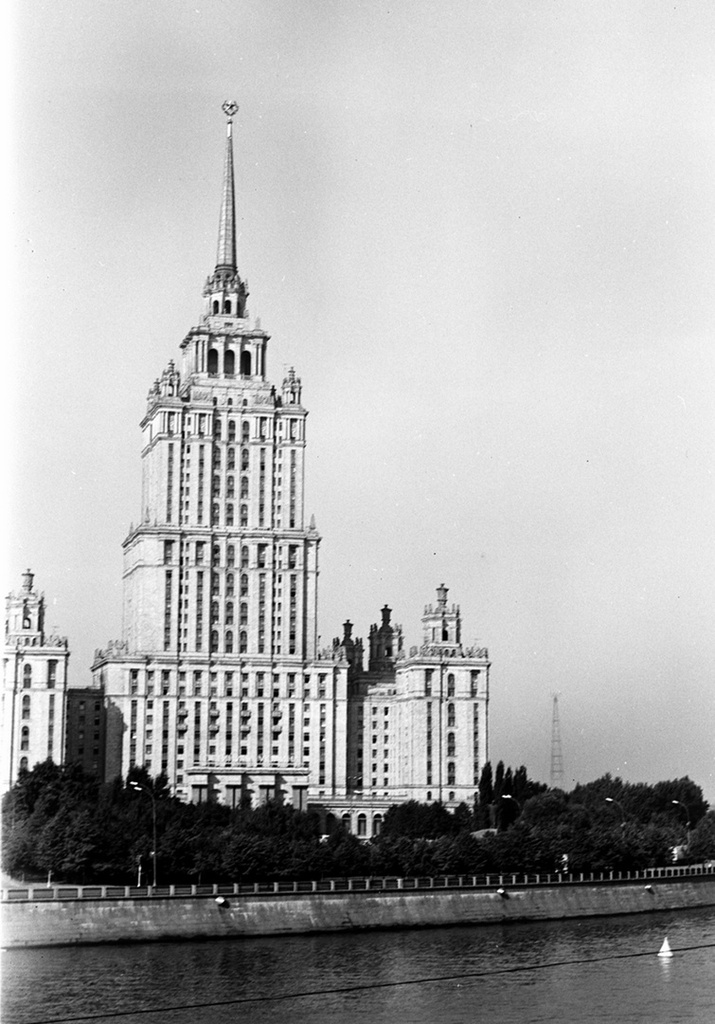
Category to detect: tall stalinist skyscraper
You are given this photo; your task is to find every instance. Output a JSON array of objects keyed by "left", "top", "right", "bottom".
[
  {"left": 91, "top": 106, "right": 490, "bottom": 831},
  {"left": 92, "top": 104, "right": 349, "bottom": 808}
]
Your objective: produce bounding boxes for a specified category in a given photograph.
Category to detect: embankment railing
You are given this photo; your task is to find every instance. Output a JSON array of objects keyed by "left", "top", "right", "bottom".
[{"left": 3, "top": 863, "right": 713, "bottom": 903}]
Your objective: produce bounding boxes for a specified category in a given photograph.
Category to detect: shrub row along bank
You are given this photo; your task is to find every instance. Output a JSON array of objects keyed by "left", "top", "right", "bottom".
[{"left": 3, "top": 760, "right": 712, "bottom": 886}]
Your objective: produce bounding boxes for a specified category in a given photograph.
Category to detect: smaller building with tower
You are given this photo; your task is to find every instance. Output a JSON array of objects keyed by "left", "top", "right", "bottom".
[
  {"left": 2, "top": 571, "right": 73, "bottom": 790},
  {"left": 321, "top": 584, "right": 490, "bottom": 837}
]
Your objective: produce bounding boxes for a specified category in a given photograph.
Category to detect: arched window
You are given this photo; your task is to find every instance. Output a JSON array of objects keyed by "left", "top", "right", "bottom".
[
  {"left": 212, "top": 300, "right": 219, "bottom": 314},
  {"left": 241, "top": 448, "right": 249, "bottom": 470},
  {"left": 223, "top": 299, "right": 232, "bottom": 314},
  {"left": 228, "top": 420, "right": 236, "bottom": 441},
  {"left": 224, "top": 350, "right": 235, "bottom": 374},
  {"left": 447, "top": 703, "right": 455, "bottom": 727},
  {"left": 22, "top": 695, "right": 30, "bottom": 719},
  {"left": 207, "top": 349, "right": 218, "bottom": 375},
  {"left": 226, "top": 504, "right": 234, "bottom": 526},
  {"left": 227, "top": 475, "right": 235, "bottom": 498},
  {"left": 226, "top": 573, "right": 234, "bottom": 597},
  {"left": 357, "top": 813, "right": 367, "bottom": 837},
  {"left": 449, "top": 790, "right": 455, "bottom": 802},
  {"left": 19, "top": 756, "right": 28, "bottom": 772},
  {"left": 341, "top": 813, "right": 351, "bottom": 833},
  {"left": 447, "top": 673, "right": 455, "bottom": 697},
  {"left": 326, "top": 813, "right": 337, "bottom": 833},
  {"left": 227, "top": 545, "right": 235, "bottom": 567},
  {"left": 20, "top": 726, "right": 29, "bottom": 750},
  {"left": 211, "top": 630, "right": 219, "bottom": 651},
  {"left": 225, "top": 602, "right": 234, "bottom": 623},
  {"left": 212, "top": 474, "right": 221, "bottom": 496},
  {"left": 227, "top": 447, "right": 235, "bottom": 470},
  {"left": 213, "top": 418, "right": 222, "bottom": 440},
  {"left": 372, "top": 814, "right": 383, "bottom": 837},
  {"left": 240, "top": 476, "right": 248, "bottom": 499},
  {"left": 240, "top": 505, "right": 248, "bottom": 527},
  {"left": 225, "top": 630, "right": 233, "bottom": 653},
  {"left": 241, "top": 546, "right": 249, "bottom": 567},
  {"left": 211, "top": 503, "right": 220, "bottom": 525},
  {"left": 447, "top": 762, "right": 456, "bottom": 786},
  {"left": 240, "top": 574, "right": 248, "bottom": 597},
  {"left": 240, "top": 351, "right": 251, "bottom": 376},
  {"left": 212, "top": 544, "right": 221, "bottom": 566},
  {"left": 426, "top": 790, "right": 432, "bottom": 801},
  {"left": 239, "top": 630, "right": 248, "bottom": 653},
  {"left": 23, "top": 665, "right": 32, "bottom": 688},
  {"left": 447, "top": 732, "right": 455, "bottom": 757},
  {"left": 240, "top": 603, "right": 248, "bottom": 626},
  {"left": 211, "top": 602, "right": 219, "bottom": 624},
  {"left": 242, "top": 421, "right": 250, "bottom": 442}
]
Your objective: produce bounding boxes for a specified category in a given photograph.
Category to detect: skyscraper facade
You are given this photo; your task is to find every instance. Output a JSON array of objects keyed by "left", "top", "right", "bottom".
[
  {"left": 92, "top": 105, "right": 348, "bottom": 810},
  {"left": 88, "top": 106, "right": 491, "bottom": 828}
]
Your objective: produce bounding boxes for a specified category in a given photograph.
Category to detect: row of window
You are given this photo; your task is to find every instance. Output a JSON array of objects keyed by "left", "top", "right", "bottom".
[
  {"left": 212, "top": 417, "right": 301, "bottom": 442},
  {"left": 206, "top": 348, "right": 250, "bottom": 375},
  {"left": 165, "top": 542, "right": 296, "bottom": 570},
  {"left": 128, "top": 669, "right": 331, "bottom": 699},
  {"left": 424, "top": 670, "right": 482, "bottom": 697},
  {"left": 20, "top": 662, "right": 58, "bottom": 688}
]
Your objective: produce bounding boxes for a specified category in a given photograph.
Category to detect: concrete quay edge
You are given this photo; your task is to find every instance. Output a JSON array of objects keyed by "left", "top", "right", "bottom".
[{"left": 4, "top": 876, "right": 715, "bottom": 949}]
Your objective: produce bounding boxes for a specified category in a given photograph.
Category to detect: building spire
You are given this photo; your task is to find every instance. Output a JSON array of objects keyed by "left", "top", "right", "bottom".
[
  {"left": 203, "top": 102, "right": 248, "bottom": 319},
  {"left": 216, "top": 101, "right": 238, "bottom": 272}
]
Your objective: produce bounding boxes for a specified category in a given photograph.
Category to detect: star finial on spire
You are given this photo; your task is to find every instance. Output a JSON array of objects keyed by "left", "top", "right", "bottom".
[{"left": 222, "top": 100, "right": 239, "bottom": 121}]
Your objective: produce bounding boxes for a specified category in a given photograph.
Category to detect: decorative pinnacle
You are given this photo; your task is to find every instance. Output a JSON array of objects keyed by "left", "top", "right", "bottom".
[{"left": 216, "top": 102, "right": 238, "bottom": 270}]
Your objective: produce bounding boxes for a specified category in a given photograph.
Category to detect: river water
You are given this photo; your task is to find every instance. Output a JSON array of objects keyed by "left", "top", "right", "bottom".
[{"left": 3, "top": 906, "right": 714, "bottom": 1024}]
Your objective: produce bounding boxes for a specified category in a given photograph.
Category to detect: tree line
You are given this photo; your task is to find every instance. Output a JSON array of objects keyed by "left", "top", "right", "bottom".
[{"left": 2, "top": 759, "right": 712, "bottom": 885}]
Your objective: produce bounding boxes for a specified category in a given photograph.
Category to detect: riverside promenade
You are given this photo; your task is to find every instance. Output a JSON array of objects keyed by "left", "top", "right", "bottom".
[{"left": 4, "top": 864, "right": 715, "bottom": 948}]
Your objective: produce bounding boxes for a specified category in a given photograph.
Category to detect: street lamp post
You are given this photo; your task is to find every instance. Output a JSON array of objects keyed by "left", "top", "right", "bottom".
[
  {"left": 130, "top": 781, "right": 157, "bottom": 889},
  {"left": 500, "top": 794, "right": 522, "bottom": 826},
  {"left": 501, "top": 793, "right": 522, "bottom": 812},
  {"left": 605, "top": 797, "right": 626, "bottom": 826},
  {"left": 671, "top": 800, "right": 691, "bottom": 836}
]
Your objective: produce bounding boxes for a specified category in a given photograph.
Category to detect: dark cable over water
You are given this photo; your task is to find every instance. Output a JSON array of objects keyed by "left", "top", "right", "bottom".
[{"left": 11, "top": 941, "right": 715, "bottom": 1024}]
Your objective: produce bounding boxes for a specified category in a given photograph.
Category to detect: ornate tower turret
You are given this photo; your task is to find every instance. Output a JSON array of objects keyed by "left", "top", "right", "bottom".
[
  {"left": 421, "top": 584, "right": 462, "bottom": 651},
  {"left": 368, "top": 605, "right": 403, "bottom": 672}
]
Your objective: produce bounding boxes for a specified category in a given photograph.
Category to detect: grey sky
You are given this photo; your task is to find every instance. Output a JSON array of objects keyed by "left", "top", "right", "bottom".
[{"left": 9, "top": 1, "right": 715, "bottom": 799}]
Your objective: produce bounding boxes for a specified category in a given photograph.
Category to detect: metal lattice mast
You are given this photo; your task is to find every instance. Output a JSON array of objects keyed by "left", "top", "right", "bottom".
[{"left": 550, "top": 695, "right": 564, "bottom": 789}]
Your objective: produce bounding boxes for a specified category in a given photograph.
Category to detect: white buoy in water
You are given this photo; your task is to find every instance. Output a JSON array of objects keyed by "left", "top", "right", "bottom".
[{"left": 657, "top": 937, "right": 673, "bottom": 958}]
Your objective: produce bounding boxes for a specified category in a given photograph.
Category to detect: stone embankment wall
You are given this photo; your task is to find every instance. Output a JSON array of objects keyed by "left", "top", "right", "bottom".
[{"left": 4, "top": 876, "right": 715, "bottom": 948}]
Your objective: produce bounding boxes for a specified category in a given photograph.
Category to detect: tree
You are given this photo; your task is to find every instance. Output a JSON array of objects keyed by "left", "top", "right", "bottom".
[
  {"left": 475, "top": 762, "right": 493, "bottom": 829},
  {"left": 688, "top": 812, "right": 715, "bottom": 862},
  {"left": 380, "top": 800, "right": 454, "bottom": 839}
]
